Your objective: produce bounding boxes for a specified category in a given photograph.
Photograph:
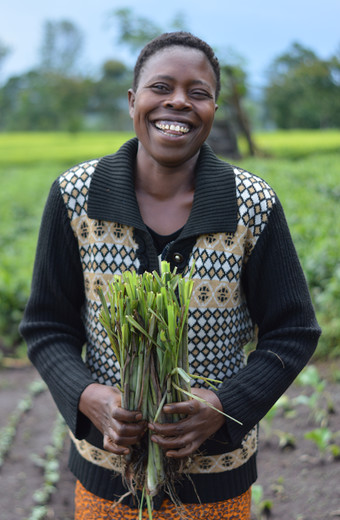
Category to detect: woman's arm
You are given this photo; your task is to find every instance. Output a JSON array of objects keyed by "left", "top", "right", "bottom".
[
  {"left": 20, "top": 181, "right": 95, "bottom": 436},
  {"left": 216, "top": 198, "right": 321, "bottom": 446},
  {"left": 20, "top": 180, "right": 147, "bottom": 449}
]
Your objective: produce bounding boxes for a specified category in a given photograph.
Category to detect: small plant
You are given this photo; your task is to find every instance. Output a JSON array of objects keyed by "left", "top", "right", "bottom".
[
  {"left": 304, "top": 427, "right": 340, "bottom": 461},
  {"left": 251, "top": 484, "right": 273, "bottom": 519},
  {"left": 260, "top": 395, "right": 296, "bottom": 449},
  {"left": 270, "top": 476, "right": 285, "bottom": 499},
  {"left": 28, "top": 413, "right": 68, "bottom": 520},
  {"left": 0, "top": 379, "right": 46, "bottom": 466},
  {"left": 27, "top": 506, "right": 49, "bottom": 520},
  {"left": 294, "top": 365, "right": 335, "bottom": 427}
]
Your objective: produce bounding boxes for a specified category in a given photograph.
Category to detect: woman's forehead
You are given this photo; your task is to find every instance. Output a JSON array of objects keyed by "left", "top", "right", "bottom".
[{"left": 138, "top": 46, "right": 216, "bottom": 85}]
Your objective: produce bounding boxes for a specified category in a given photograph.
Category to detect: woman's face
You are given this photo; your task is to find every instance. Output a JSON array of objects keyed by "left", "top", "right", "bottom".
[{"left": 128, "top": 46, "right": 218, "bottom": 168}]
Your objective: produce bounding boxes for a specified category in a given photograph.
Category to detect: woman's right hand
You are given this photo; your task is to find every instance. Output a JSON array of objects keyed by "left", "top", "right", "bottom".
[{"left": 78, "top": 383, "right": 147, "bottom": 455}]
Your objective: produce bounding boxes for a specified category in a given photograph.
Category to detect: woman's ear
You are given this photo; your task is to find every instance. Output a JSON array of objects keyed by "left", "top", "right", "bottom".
[{"left": 128, "top": 89, "right": 135, "bottom": 119}]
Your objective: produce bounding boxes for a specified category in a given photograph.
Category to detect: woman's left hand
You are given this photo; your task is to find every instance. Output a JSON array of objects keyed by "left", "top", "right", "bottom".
[{"left": 148, "top": 388, "right": 226, "bottom": 458}]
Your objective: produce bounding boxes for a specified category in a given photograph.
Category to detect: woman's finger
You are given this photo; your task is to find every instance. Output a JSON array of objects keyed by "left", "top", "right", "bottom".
[
  {"left": 112, "top": 407, "right": 144, "bottom": 423},
  {"left": 162, "top": 399, "right": 199, "bottom": 416},
  {"left": 103, "top": 433, "right": 130, "bottom": 455},
  {"left": 111, "top": 418, "right": 147, "bottom": 440}
]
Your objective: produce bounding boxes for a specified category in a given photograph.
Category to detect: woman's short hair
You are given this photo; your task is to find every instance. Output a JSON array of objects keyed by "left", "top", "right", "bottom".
[{"left": 133, "top": 31, "right": 221, "bottom": 99}]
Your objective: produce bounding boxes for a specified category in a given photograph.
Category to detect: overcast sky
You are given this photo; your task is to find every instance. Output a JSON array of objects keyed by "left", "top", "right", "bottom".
[{"left": 1, "top": 0, "right": 339, "bottom": 88}]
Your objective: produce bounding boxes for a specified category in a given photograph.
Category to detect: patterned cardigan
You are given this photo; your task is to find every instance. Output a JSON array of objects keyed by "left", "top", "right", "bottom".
[{"left": 20, "top": 138, "right": 321, "bottom": 506}]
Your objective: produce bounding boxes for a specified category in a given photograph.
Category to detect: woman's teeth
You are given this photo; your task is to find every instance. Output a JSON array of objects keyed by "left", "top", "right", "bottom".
[{"left": 155, "top": 122, "right": 190, "bottom": 134}]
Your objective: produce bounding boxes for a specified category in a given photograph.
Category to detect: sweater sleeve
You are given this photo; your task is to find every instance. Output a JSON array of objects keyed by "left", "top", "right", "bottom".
[
  {"left": 19, "top": 180, "right": 95, "bottom": 437},
  {"left": 216, "top": 197, "right": 321, "bottom": 446}
]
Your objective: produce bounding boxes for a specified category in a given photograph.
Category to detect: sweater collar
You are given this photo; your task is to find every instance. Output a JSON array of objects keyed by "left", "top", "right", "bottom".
[{"left": 87, "top": 137, "right": 237, "bottom": 236}]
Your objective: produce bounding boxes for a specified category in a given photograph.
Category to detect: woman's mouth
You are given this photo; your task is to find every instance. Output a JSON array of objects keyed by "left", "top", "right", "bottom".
[{"left": 154, "top": 120, "right": 191, "bottom": 136}]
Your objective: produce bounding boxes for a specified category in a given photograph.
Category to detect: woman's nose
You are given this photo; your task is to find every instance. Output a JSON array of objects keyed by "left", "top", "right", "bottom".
[{"left": 164, "top": 89, "right": 191, "bottom": 110}]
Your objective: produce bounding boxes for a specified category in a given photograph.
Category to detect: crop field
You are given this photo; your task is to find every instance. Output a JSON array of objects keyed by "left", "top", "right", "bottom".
[{"left": 0, "top": 130, "right": 339, "bottom": 359}]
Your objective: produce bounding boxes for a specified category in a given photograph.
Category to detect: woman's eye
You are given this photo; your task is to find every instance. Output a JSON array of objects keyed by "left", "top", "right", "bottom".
[
  {"left": 191, "top": 90, "right": 212, "bottom": 99},
  {"left": 151, "top": 84, "right": 169, "bottom": 92}
]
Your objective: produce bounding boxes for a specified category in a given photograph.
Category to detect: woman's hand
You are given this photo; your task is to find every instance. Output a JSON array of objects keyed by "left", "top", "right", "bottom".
[
  {"left": 148, "top": 388, "right": 226, "bottom": 458},
  {"left": 79, "top": 383, "right": 147, "bottom": 455}
]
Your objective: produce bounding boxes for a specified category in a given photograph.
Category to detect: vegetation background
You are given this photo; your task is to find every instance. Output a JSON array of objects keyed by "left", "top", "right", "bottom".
[{"left": 0, "top": 10, "right": 339, "bottom": 361}]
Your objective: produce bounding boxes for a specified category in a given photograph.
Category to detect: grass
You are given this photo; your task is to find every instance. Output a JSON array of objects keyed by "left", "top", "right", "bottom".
[
  {"left": 239, "top": 129, "right": 340, "bottom": 159},
  {"left": 0, "top": 130, "right": 339, "bottom": 358},
  {"left": 0, "top": 131, "right": 134, "bottom": 166},
  {"left": 1, "top": 129, "right": 339, "bottom": 166}
]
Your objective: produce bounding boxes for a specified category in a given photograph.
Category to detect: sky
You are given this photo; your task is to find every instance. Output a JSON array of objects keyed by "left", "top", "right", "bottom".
[{"left": 1, "top": 0, "right": 339, "bottom": 89}]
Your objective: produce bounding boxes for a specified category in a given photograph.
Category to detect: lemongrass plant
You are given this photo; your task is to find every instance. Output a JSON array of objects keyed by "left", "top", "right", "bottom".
[{"left": 98, "top": 261, "right": 241, "bottom": 517}]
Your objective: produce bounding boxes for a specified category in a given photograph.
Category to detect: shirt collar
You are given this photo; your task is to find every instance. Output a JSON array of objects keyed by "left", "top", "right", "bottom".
[{"left": 88, "top": 137, "right": 237, "bottom": 236}]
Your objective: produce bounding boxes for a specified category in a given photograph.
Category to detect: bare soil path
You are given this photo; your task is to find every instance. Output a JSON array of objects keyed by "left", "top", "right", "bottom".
[{"left": 0, "top": 361, "right": 339, "bottom": 520}]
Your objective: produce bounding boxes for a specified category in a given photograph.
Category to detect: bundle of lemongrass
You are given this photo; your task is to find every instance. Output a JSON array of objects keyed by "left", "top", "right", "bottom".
[{"left": 98, "top": 262, "right": 195, "bottom": 509}]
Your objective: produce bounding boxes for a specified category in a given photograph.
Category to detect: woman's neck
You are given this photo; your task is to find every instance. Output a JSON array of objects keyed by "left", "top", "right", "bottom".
[
  {"left": 134, "top": 149, "right": 197, "bottom": 234},
  {"left": 134, "top": 151, "right": 197, "bottom": 199}
]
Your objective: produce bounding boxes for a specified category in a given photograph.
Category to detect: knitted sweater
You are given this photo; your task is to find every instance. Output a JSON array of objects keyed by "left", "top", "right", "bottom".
[{"left": 20, "top": 138, "right": 321, "bottom": 506}]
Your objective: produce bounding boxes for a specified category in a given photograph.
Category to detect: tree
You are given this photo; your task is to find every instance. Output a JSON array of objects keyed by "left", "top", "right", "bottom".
[
  {"left": 111, "top": 8, "right": 189, "bottom": 54},
  {"left": 265, "top": 42, "right": 340, "bottom": 128},
  {"left": 40, "top": 20, "right": 83, "bottom": 76},
  {"left": 89, "top": 59, "right": 133, "bottom": 130},
  {"left": 0, "top": 69, "right": 92, "bottom": 132},
  {"left": 113, "top": 8, "right": 162, "bottom": 53},
  {"left": 1, "top": 19, "right": 90, "bottom": 131},
  {"left": 0, "top": 22, "right": 89, "bottom": 131},
  {"left": 0, "top": 39, "right": 11, "bottom": 119},
  {"left": 0, "top": 70, "right": 57, "bottom": 130},
  {"left": 218, "top": 64, "right": 256, "bottom": 155},
  {"left": 0, "top": 39, "right": 10, "bottom": 74}
]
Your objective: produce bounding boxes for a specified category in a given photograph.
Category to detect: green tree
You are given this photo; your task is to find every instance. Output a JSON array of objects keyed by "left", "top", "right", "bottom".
[
  {"left": 40, "top": 19, "right": 83, "bottom": 76},
  {"left": 218, "top": 63, "right": 256, "bottom": 155},
  {"left": 0, "top": 39, "right": 10, "bottom": 75},
  {"left": 0, "top": 69, "right": 92, "bottom": 131},
  {"left": 0, "top": 71, "right": 54, "bottom": 131},
  {"left": 0, "top": 20, "right": 92, "bottom": 131},
  {"left": 265, "top": 42, "right": 340, "bottom": 128},
  {"left": 113, "top": 8, "right": 162, "bottom": 52},
  {"left": 111, "top": 8, "right": 189, "bottom": 54},
  {"left": 0, "top": 39, "right": 11, "bottom": 121},
  {"left": 89, "top": 59, "right": 133, "bottom": 130}
]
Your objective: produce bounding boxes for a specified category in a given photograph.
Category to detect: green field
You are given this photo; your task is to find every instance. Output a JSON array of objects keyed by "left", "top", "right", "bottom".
[
  {"left": 0, "top": 130, "right": 339, "bottom": 359},
  {"left": 239, "top": 129, "right": 340, "bottom": 159}
]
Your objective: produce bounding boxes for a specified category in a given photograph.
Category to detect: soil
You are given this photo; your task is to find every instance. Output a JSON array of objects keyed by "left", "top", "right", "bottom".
[{"left": 0, "top": 360, "right": 339, "bottom": 520}]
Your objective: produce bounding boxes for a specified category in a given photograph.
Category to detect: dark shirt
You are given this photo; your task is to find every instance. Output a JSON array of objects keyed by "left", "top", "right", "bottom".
[{"left": 147, "top": 226, "right": 183, "bottom": 255}]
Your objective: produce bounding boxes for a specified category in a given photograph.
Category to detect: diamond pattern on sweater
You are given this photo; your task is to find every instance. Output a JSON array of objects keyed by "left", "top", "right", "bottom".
[
  {"left": 59, "top": 161, "right": 97, "bottom": 219},
  {"left": 235, "top": 168, "right": 275, "bottom": 236},
  {"left": 80, "top": 243, "right": 137, "bottom": 275},
  {"left": 187, "top": 305, "right": 252, "bottom": 382},
  {"left": 82, "top": 301, "right": 121, "bottom": 385}
]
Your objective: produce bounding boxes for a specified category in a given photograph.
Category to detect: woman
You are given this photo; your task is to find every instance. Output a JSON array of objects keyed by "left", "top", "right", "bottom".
[{"left": 20, "top": 32, "right": 321, "bottom": 519}]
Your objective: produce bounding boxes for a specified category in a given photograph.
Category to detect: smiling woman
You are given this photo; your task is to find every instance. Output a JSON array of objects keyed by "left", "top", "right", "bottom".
[{"left": 19, "top": 31, "right": 321, "bottom": 520}]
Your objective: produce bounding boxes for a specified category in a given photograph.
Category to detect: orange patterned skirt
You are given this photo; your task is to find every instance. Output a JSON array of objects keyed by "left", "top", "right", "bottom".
[{"left": 74, "top": 480, "right": 251, "bottom": 520}]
